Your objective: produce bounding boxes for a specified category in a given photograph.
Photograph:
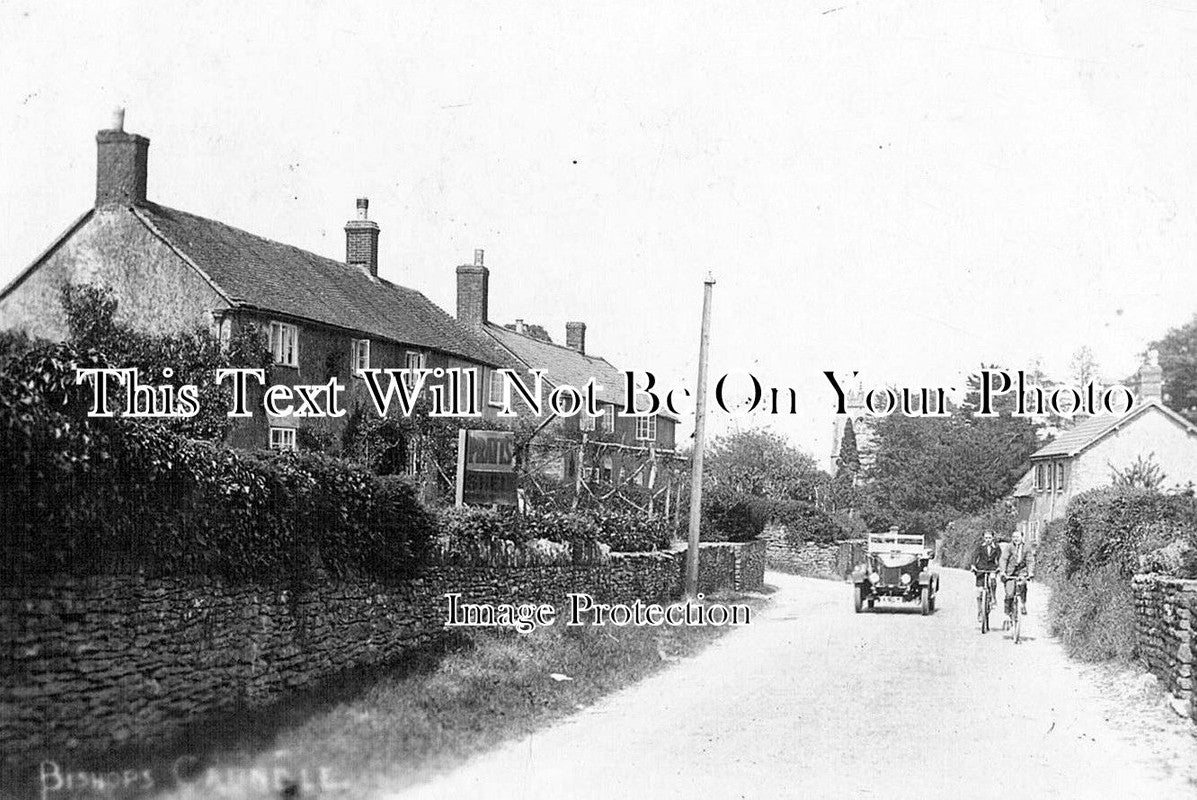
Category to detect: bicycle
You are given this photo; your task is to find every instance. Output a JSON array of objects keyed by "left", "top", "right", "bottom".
[
  {"left": 975, "top": 569, "right": 998, "bottom": 634},
  {"left": 1001, "top": 574, "right": 1030, "bottom": 644}
]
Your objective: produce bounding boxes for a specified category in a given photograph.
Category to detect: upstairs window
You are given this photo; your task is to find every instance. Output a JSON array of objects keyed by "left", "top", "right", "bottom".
[
  {"left": 636, "top": 415, "right": 657, "bottom": 442},
  {"left": 269, "top": 427, "right": 296, "bottom": 451},
  {"left": 580, "top": 412, "right": 596, "bottom": 432},
  {"left": 1056, "top": 462, "right": 1066, "bottom": 492},
  {"left": 603, "top": 406, "right": 616, "bottom": 434},
  {"left": 488, "top": 371, "right": 505, "bottom": 407},
  {"left": 1035, "top": 463, "right": 1046, "bottom": 491},
  {"left": 269, "top": 322, "right": 299, "bottom": 367},
  {"left": 352, "top": 339, "right": 370, "bottom": 375},
  {"left": 404, "top": 351, "right": 426, "bottom": 390}
]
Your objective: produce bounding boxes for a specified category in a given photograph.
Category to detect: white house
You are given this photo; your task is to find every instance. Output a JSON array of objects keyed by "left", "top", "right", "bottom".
[{"left": 1015, "top": 353, "right": 1197, "bottom": 543}]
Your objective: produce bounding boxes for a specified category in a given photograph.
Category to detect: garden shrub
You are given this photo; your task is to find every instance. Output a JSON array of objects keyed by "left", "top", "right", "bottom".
[
  {"left": 770, "top": 499, "right": 843, "bottom": 545},
  {"left": 0, "top": 343, "right": 435, "bottom": 582},
  {"left": 434, "top": 505, "right": 668, "bottom": 554},
  {"left": 696, "top": 485, "right": 770, "bottom": 542}
]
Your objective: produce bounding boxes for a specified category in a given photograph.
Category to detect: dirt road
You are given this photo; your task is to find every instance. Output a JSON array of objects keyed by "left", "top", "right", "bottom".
[{"left": 392, "top": 569, "right": 1197, "bottom": 800}]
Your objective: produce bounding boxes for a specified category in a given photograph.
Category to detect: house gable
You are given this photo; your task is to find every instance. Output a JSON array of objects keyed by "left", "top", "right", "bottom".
[{"left": 0, "top": 206, "right": 230, "bottom": 340}]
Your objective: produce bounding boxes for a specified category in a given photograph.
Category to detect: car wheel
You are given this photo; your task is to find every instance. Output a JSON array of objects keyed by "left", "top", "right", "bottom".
[
  {"left": 853, "top": 585, "right": 863, "bottom": 614},
  {"left": 928, "top": 592, "right": 936, "bottom": 613},
  {"left": 920, "top": 587, "right": 930, "bottom": 616}
]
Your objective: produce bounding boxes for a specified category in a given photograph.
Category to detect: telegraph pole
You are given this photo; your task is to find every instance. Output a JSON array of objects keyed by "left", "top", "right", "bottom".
[{"left": 684, "top": 274, "right": 715, "bottom": 598}]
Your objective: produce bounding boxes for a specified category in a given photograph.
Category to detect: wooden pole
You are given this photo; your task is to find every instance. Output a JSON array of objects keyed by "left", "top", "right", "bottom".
[{"left": 684, "top": 274, "right": 715, "bottom": 598}]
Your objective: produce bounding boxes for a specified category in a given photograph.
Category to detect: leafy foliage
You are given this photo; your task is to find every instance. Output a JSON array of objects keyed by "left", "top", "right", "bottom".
[
  {"left": 434, "top": 505, "right": 669, "bottom": 554},
  {"left": 60, "top": 282, "right": 271, "bottom": 441},
  {"left": 1151, "top": 315, "right": 1197, "bottom": 423},
  {"left": 1039, "top": 487, "right": 1197, "bottom": 662},
  {"left": 0, "top": 343, "right": 435, "bottom": 581},
  {"left": 1109, "top": 453, "right": 1167, "bottom": 491},
  {"left": 939, "top": 502, "right": 1019, "bottom": 568},
  {"left": 859, "top": 374, "right": 1039, "bottom": 537}
]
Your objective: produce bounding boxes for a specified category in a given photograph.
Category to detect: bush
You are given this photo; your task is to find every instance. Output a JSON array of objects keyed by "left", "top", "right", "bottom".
[
  {"left": 770, "top": 499, "right": 843, "bottom": 544},
  {"left": 592, "top": 508, "right": 671, "bottom": 552},
  {"left": 434, "top": 505, "right": 669, "bottom": 554},
  {"left": 1039, "top": 487, "right": 1197, "bottom": 664},
  {"left": 0, "top": 344, "right": 436, "bottom": 582},
  {"left": 697, "top": 485, "right": 769, "bottom": 542},
  {"left": 1063, "top": 486, "right": 1197, "bottom": 579}
]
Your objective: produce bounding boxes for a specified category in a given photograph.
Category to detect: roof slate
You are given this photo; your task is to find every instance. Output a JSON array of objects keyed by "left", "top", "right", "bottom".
[
  {"left": 485, "top": 323, "right": 629, "bottom": 404},
  {"left": 133, "top": 203, "right": 508, "bottom": 366},
  {"left": 1030, "top": 402, "right": 1197, "bottom": 459}
]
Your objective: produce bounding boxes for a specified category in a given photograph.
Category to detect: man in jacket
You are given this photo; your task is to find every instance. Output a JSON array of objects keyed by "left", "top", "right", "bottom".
[
  {"left": 969, "top": 530, "right": 1002, "bottom": 622},
  {"left": 998, "top": 530, "right": 1035, "bottom": 617}
]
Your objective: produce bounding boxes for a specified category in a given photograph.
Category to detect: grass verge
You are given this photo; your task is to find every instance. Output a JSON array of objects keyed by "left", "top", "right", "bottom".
[{"left": 150, "top": 590, "right": 769, "bottom": 800}]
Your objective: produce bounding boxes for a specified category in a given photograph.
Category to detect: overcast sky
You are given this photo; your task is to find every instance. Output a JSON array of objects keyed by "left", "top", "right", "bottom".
[{"left": 2, "top": 1, "right": 1196, "bottom": 465}]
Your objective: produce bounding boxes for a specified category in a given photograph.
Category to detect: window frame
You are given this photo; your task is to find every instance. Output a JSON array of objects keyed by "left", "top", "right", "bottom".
[
  {"left": 269, "top": 426, "right": 297, "bottom": 451},
  {"left": 488, "top": 370, "right": 505, "bottom": 407},
  {"left": 269, "top": 321, "right": 299, "bottom": 367},
  {"left": 404, "top": 350, "right": 427, "bottom": 390},
  {"left": 1056, "top": 462, "right": 1065, "bottom": 492},
  {"left": 603, "top": 406, "right": 616, "bottom": 434},
  {"left": 635, "top": 414, "right": 657, "bottom": 442},
  {"left": 351, "top": 338, "right": 371, "bottom": 376}
]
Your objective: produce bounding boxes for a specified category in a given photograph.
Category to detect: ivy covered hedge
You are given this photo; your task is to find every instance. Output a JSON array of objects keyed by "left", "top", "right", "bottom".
[{"left": 0, "top": 344, "right": 434, "bottom": 582}]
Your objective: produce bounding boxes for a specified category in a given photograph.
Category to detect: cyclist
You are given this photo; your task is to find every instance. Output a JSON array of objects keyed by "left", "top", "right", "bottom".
[
  {"left": 998, "top": 530, "right": 1035, "bottom": 619},
  {"left": 969, "top": 530, "right": 1002, "bottom": 623}
]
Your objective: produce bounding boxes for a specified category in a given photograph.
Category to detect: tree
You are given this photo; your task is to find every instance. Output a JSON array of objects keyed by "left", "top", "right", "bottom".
[
  {"left": 1151, "top": 315, "right": 1197, "bottom": 423},
  {"left": 836, "top": 417, "right": 860, "bottom": 474},
  {"left": 705, "top": 429, "right": 827, "bottom": 504},
  {"left": 859, "top": 378, "right": 1040, "bottom": 537},
  {"left": 1069, "top": 346, "right": 1100, "bottom": 388}
]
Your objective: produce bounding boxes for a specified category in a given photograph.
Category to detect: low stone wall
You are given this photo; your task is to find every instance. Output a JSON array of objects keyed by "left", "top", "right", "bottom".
[
  {"left": 1132, "top": 573, "right": 1196, "bottom": 722},
  {"left": 1, "top": 541, "right": 760, "bottom": 765},
  {"left": 763, "top": 525, "right": 862, "bottom": 579}
]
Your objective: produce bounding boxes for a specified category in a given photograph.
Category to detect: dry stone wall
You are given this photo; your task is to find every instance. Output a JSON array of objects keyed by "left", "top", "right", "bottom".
[
  {"left": 1132, "top": 573, "right": 1196, "bottom": 723},
  {"left": 1, "top": 542, "right": 762, "bottom": 766}
]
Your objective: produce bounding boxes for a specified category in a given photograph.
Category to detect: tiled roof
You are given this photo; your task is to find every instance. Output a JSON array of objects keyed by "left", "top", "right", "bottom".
[
  {"left": 1030, "top": 401, "right": 1197, "bottom": 459},
  {"left": 132, "top": 203, "right": 508, "bottom": 366},
  {"left": 485, "top": 323, "right": 629, "bottom": 406}
]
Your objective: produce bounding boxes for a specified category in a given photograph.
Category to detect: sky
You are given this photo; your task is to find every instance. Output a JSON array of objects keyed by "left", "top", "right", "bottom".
[{"left": 2, "top": 1, "right": 1196, "bottom": 467}]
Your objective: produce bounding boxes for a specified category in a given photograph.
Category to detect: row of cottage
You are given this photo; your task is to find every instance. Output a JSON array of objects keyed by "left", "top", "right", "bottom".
[{"left": 0, "top": 113, "right": 678, "bottom": 495}]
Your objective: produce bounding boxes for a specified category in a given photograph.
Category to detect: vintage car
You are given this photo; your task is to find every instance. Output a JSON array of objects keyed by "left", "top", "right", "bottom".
[{"left": 851, "top": 529, "right": 939, "bottom": 615}]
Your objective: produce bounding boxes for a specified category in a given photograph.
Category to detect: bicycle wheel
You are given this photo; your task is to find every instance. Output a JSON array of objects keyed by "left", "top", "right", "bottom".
[
  {"left": 1012, "top": 599, "right": 1021, "bottom": 644},
  {"left": 981, "top": 589, "right": 990, "bottom": 634}
]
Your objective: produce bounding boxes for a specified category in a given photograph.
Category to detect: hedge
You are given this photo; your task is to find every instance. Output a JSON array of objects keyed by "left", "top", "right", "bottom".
[
  {"left": 0, "top": 344, "right": 435, "bottom": 582},
  {"left": 1040, "top": 486, "right": 1197, "bottom": 662}
]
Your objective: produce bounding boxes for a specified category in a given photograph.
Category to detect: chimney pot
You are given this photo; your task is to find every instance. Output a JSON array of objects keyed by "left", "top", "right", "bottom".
[
  {"left": 474, "top": 249, "right": 485, "bottom": 266},
  {"left": 565, "top": 321, "right": 587, "bottom": 355},
  {"left": 356, "top": 197, "right": 369, "bottom": 219},
  {"left": 110, "top": 107, "right": 125, "bottom": 132}
]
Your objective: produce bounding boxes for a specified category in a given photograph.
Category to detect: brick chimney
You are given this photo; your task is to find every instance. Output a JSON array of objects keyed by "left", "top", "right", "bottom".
[
  {"left": 345, "top": 198, "right": 380, "bottom": 277},
  {"left": 1138, "top": 348, "right": 1163, "bottom": 403},
  {"left": 566, "top": 321, "right": 587, "bottom": 354},
  {"left": 456, "top": 248, "right": 489, "bottom": 329},
  {"left": 95, "top": 108, "right": 149, "bottom": 207}
]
